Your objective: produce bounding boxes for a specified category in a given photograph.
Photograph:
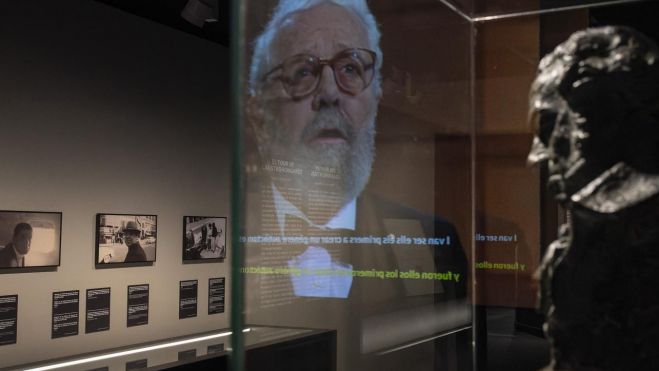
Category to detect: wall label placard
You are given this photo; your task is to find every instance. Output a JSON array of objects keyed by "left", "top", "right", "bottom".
[
  {"left": 52, "top": 290, "right": 79, "bottom": 339},
  {"left": 0, "top": 295, "right": 18, "bottom": 346},
  {"left": 207, "top": 343, "right": 224, "bottom": 354},
  {"left": 125, "top": 359, "right": 147, "bottom": 370},
  {"left": 86, "top": 288, "right": 110, "bottom": 333},
  {"left": 179, "top": 280, "right": 198, "bottom": 319},
  {"left": 127, "top": 284, "right": 149, "bottom": 327},
  {"left": 208, "top": 277, "right": 225, "bottom": 315},
  {"left": 178, "top": 349, "right": 197, "bottom": 361}
]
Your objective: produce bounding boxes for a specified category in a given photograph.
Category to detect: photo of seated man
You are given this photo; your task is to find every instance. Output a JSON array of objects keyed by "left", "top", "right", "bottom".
[
  {"left": 0, "top": 223, "right": 32, "bottom": 268},
  {"left": 0, "top": 211, "right": 61, "bottom": 268}
]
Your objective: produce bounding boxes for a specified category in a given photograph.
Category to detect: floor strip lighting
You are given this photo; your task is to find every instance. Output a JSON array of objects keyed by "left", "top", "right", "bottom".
[{"left": 24, "top": 328, "right": 251, "bottom": 371}]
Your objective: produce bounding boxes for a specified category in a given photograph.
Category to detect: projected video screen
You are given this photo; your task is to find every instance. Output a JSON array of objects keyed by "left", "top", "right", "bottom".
[{"left": 240, "top": 0, "right": 471, "bottom": 304}]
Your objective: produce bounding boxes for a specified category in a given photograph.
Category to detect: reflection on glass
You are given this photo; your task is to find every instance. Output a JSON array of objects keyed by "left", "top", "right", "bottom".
[{"left": 439, "top": 0, "right": 645, "bottom": 20}]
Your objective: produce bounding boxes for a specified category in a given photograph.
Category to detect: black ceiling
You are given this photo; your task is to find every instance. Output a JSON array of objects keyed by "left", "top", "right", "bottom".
[{"left": 95, "top": 0, "right": 230, "bottom": 46}]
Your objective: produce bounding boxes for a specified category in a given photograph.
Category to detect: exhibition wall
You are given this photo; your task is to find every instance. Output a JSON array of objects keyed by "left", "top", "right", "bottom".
[{"left": 0, "top": 0, "right": 230, "bottom": 367}]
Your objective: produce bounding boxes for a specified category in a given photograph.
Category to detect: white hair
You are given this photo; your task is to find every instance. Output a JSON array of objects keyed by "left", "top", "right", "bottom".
[{"left": 248, "top": 0, "right": 382, "bottom": 96}]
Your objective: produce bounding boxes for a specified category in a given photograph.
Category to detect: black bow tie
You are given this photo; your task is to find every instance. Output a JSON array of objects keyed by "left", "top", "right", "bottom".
[{"left": 283, "top": 214, "right": 353, "bottom": 238}]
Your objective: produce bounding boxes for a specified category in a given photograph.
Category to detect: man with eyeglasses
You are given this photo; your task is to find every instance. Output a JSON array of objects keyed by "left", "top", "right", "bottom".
[
  {"left": 245, "top": 1, "right": 469, "bottom": 369},
  {"left": 248, "top": 0, "right": 380, "bottom": 223},
  {"left": 246, "top": 0, "right": 389, "bottom": 297}
]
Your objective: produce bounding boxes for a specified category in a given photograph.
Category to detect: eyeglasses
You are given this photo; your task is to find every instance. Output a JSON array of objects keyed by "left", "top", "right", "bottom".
[{"left": 263, "top": 48, "right": 376, "bottom": 99}]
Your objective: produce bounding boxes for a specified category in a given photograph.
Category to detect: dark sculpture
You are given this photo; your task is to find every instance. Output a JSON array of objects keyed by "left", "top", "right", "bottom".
[{"left": 527, "top": 26, "right": 659, "bottom": 370}]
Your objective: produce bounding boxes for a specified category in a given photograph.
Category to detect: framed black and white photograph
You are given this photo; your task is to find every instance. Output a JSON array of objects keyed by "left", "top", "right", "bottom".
[
  {"left": 95, "top": 214, "right": 157, "bottom": 265},
  {"left": 0, "top": 210, "right": 61, "bottom": 269},
  {"left": 183, "top": 216, "right": 226, "bottom": 261}
]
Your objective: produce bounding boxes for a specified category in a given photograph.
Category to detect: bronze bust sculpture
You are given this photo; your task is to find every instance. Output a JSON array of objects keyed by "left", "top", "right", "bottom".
[{"left": 528, "top": 26, "right": 659, "bottom": 370}]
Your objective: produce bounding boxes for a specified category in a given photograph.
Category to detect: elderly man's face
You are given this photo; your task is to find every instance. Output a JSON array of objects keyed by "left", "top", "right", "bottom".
[
  {"left": 254, "top": 3, "right": 379, "bottom": 202},
  {"left": 13, "top": 229, "right": 32, "bottom": 255}
]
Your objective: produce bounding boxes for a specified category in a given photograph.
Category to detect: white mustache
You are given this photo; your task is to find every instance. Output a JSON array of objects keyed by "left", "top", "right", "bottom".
[{"left": 300, "top": 109, "right": 353, "bottom": 143}]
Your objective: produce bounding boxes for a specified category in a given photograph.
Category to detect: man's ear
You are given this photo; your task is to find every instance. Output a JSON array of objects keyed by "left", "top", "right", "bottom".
[
  {"left": 373, "top": 82, "right": 383, "bottom": 102},
  {"left": 246, "top": 95, "right": 269, "bottom": 147}
]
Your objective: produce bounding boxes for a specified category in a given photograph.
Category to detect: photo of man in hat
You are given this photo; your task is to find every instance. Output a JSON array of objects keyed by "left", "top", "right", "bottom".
[
  {"left": 122, "top": 220, "right": 146, "bottom": 263},
  {"left": 96, "top": 214, "right": 157, "bottom": 264}
]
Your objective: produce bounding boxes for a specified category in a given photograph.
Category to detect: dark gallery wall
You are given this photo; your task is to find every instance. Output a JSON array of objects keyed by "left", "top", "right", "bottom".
[{"left": 0, "top": 0, "right": 230, "bottom": 367}]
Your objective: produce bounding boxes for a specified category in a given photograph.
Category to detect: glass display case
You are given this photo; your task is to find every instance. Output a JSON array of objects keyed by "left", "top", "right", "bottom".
[{"left": 231, "top": 0, "right": 659, "bottom": 371}]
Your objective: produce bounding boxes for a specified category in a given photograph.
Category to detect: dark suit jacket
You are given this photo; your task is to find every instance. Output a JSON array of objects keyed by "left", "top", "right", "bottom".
[
  {"left": 124, "top": 242, "right": 147, "bottom": 262},
  {"left": 244, "top": 185, "right": 470, "bottom": 367},
  {"left": 245, "top": 181, "right": 469, "bottom": 293},
  {"left": 243, "top": 178, "right": 471, "bottom": 369},
  {"left": 0, "top": 243, "right": 20, "bottom": 268},
  {"left": 353, "top": 192, "right": 467, "bottom": 303}
]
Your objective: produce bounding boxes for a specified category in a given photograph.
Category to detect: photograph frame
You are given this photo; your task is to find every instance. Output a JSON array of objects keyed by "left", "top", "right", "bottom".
[
  {"left": 0, "top": 209, "right": 62, "bottom": 270},
  {"left": 95, "top": 213, "right": 158, "bottom": 266},
  {"left": 182, "top": 216, "right": 227, "bottom": 262}
]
